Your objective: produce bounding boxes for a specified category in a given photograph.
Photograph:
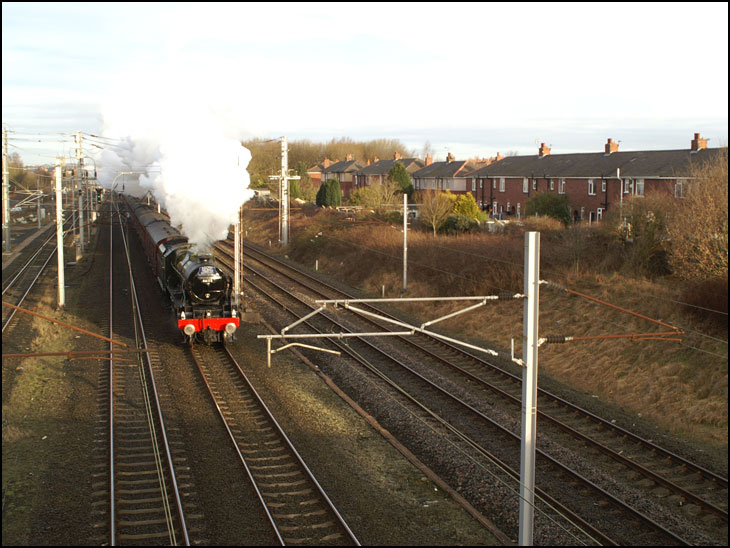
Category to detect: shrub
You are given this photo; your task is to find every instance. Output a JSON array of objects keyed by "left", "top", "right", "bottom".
[
  {"left": 525, "top": 192, "right": 571, "bottom": 226},
  {"left": 453, "top": 193, "right": 480, "bottom": 221},
  {"left": 316, "top": 178, "right": 342, "bottom": 207},
  {"left": 665, "top": 148, "right": 728, "bottom": 281},
  {"left": 440, "top": 214, "right": 480, "bottom": 234}
]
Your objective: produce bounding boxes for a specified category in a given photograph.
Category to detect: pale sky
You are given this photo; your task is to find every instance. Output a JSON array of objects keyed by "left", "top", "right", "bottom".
[{"left": 3, "top": 2, "right": 728, "bottom": 165}]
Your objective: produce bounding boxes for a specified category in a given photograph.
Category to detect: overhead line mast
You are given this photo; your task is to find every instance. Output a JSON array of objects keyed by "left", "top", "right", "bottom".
[
  {"left": 2, "top": 127, "right": 10, "bottom": 253},
  {"left": 269, "top": 136, "right": 300, "bottom": 246}
]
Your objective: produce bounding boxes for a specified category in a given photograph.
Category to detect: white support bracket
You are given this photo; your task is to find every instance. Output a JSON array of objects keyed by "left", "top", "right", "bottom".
[
  {"left": 265, "top": 338, "right": 341, "bottom": 368},
  {"left": 258, "top": 295, "right": 521, "bottom": 368}
]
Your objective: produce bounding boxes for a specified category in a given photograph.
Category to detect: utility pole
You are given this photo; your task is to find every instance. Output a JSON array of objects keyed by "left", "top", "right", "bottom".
[
  {"left": 55, "top": 158, "right": 65, "bottom": 308},
  {"left": 2, "top": 127, "right": 10, "bottom": 253},
  {"left": 75, "top": 131, "right": 85, "bottom": 254},
  {"left": 269, "top": 136, "right": 299, "bottom": 246},
  {"left": 402, "top": 192, "right": 408, "bottom": 294},
  {"left": 234, "top": 204, "right": 243, "bottom": 310},
  {"left": 519, "top": 231, "right": 540, "bottom": 546}
]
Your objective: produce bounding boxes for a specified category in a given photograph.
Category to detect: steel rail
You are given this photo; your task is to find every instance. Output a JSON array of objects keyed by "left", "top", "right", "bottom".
[
  {"left": 238, "top": 244, "right": 698, "bottom": 546},
  {"left": 117, "top": 200, "right": 191, "bottom": 546},
  {"left": 241, "top": 241, "right": 728, "bottom": 492},
  {"left": 189, "top": 344, "right": 360, "bottom": 546}
]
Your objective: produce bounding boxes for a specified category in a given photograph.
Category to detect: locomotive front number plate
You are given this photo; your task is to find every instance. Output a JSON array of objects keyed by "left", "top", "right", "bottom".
[{"left": 198, "top": 266, "right": 217, "bottom": 276}]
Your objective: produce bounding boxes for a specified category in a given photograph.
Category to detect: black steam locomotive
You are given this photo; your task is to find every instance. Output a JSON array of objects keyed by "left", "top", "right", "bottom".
[{"left": 123, "top": 195, "right": 239, "bottom": 344}]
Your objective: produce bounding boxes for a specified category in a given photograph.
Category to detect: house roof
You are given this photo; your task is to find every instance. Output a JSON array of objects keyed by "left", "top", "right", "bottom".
[
  {"left": 466, "top": 148, "right": 723, "bottom": 179},
  {"left": 355, "top": 158, "right": 425, "bottom": 176},
  {"left": 412, "top": 160, "right": 475, "bottom": 179},
  {"left": 322, "top": 159, "right": 362, "bottom": 174}
]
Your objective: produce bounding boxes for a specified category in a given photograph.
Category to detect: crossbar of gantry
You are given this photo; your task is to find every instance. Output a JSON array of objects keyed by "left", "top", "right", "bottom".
[{"left": 257, "top": 294, "right": 524, "bottom": 368}]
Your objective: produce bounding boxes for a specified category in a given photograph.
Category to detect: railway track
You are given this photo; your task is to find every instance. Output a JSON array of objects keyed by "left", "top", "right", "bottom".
[
  {"left": 214, "top": 238, "right": 727, "bottom": 545},
  {"left": 92, "top": 200, "right": 191, "bottom": 545},
  {"left": 2, "top": 216, "right": 71, "bottom": 333},
  {"left": 188, "top": 342, "right": 360, "bottom": 546}
]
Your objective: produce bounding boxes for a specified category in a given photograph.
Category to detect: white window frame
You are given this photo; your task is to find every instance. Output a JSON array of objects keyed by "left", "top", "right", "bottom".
[
  {"left": 588, "top": 179, "right": 596, "bottom": 196},
  {"left": 674, "top": 180, "right": 686, "bottom": 198},
  {"left": 493, "top": 178, "right": 497, "bottom": 189},
  {"left": 635, "top": 178, "right": 644, "bottom": 196},
  {"left": 549, "top": 179, "right": 554, "bottom": 191},
  {"left": 499, "top": 178, "right": 505, "bottom": 192},
  {"left": 532, "top": 179, "right": 537, "bottom": 191},
  {"left": 523, "top": 178, "right": 529, "bottom": 193},
  {"left": 558, "top": 178, "right": 566, "bottom": 194},
  {"left": 472, "top": 180, "right": 476, "bottom": 192},
  {"left": 601, "top": 180, "right": 607, "bottom": 192}
]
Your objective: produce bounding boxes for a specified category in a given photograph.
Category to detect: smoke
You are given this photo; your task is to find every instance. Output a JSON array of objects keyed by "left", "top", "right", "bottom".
[{"left": 97, "top": 66, "right": 254, "bottom": 250}]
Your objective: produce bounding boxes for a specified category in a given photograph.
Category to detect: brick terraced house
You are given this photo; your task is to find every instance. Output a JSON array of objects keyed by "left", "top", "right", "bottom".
[
  {"left": 465, "top": 133, "right": 721, "bottom": 222},
  {"left": 412, "top": 153, "right": 477, "bottom": 195},
  {"left": 353, "top": 152, "right": 425, "bottom": 191},
  {"left": 321, "top": 154, "right": 363, "bottom": 198}
]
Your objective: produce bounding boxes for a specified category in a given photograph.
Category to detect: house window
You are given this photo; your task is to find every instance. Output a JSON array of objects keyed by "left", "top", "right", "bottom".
[
  {"left": 472, "top": 180, "right": 476, "bottom": 192},
  {"left": 674, "top": 180, "right": 686, "bottom": 198},
  {"left": 597, "top": 208, "right": 604, "bottom": 220},
  {"left": 523, "top": 178, "right": 529, "bottom": 193},
  {"left": 493, "top": 179, "right": 497, "bottom": 189},
  {"left": 624, "top": 180, "right": 631, "bottom": 194},
  {"left": 601, "top": 180, "right": 607, "bottom": 192},
  {"left": 558, "top": 178, "right": 565, "bottom": 194},
  {"left": 480, "top": 179, "right": 483, "bottom": 189},
  {"left": 516, "top": 203, "right": 521, "bottom": 218},
  {"left": 635, "top": 179, "right": 644, "bottom": 196},
  {"left": 588, "top": 179, "right": 595, "bottom": 195},
  {"left": 549, "top": 179, "right": 554, "bottom": 191},
  {"left": 532, "top": 179, "right": 537, "bottom": 191},
  {"left": 499, "top": 178, "right": 505, "bottom": 192}
]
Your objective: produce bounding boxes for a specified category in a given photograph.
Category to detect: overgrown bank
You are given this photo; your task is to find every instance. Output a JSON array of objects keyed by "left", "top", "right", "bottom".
[{"left": 243, "top": 207, "right": 728, "bottom": 455}]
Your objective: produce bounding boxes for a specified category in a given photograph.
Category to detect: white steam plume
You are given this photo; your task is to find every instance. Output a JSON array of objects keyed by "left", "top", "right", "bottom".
[{"left": 97, "top": 66, "right": 254, "bottom": 250}]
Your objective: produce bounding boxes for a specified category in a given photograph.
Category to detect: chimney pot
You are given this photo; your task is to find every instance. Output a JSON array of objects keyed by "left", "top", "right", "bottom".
[
  {"left": 605, "top": 138, "right": 619, "bottom": 154},
  {"left": 691, "top": 132, "right": 708, "bottom": 152},
  {"left": 538, "top": 143, "right": 551, "bottom": 157}
]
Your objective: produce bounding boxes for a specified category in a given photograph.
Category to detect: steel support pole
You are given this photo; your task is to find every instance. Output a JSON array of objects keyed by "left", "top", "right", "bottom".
[
  {"left": 2, "top": 129, "right": 10, "bottom": 253},
  {"left": 519, "top": 231, "right": 540, "bottom": 545},
  {"left": 234, "top": 208, "right": 241, "bottom": 309},
  {"left": 55, "top": 160, "right": 65, "bottom": 309},
  {"left": 402, "top": 192, "right": 408, "bottom": 293},
  {"left": 281, "top": 136, "right": 289, "bottom": 246}
]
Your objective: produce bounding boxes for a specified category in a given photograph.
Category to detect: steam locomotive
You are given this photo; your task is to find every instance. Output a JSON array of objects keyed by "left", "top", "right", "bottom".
[{"left": 123, "top": 195, "right": 239, "bottom": 344}]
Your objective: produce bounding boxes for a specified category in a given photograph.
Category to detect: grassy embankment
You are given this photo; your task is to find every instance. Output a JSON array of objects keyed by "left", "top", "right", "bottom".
[{"left": 243, "top": 206, "right": 728, "bottom": 452}]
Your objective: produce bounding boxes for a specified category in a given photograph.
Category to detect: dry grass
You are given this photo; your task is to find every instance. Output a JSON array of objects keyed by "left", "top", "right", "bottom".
[{"left": 243, "top": 207, "right": 728, "bottom": 447}]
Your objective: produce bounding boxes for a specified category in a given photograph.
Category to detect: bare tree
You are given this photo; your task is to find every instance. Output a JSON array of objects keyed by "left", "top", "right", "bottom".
[
  {"left": 418, "top": 190, "right": 453, "bottom": 236},
  {"left": 666, "top": 148, "right": 728, "bottom": 280}
]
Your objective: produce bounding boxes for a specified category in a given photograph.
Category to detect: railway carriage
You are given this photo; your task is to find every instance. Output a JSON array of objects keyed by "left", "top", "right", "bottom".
[{"left": 124, "top": 195, "right": 239, "bottom": 344}]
